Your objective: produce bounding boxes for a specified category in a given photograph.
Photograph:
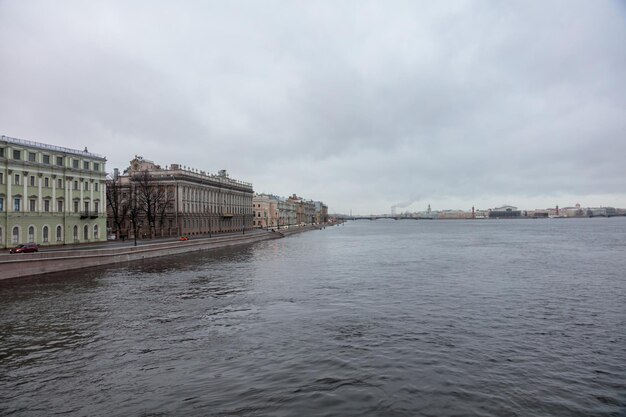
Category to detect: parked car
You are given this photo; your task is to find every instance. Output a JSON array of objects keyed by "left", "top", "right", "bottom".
[{"left": 9, "top": 243, "right": 39, "bottom": 254}]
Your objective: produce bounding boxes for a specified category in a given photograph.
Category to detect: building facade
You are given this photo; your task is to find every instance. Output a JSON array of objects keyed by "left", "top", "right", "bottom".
[
  {"left": 488, "top": 205, "right": 521, "bottom": 218},
  {"left": 252, "top": 194, "right": 325, "bottom": 228},
  {"left": 107, "top": 157, "right": 253, "bottom": 238},
  {"left": 252, "top": 194, "right": 272, "bottom": 229},
  {"left": 1, "top": 135, "right": 107, "bottom": 249},
  {"left": 287, "top": 194, "right": 316, "bottom": 225}
]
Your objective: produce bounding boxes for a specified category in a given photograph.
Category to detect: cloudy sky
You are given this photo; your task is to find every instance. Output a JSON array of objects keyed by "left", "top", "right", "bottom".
[{"left": 1, "top": 1, "right": 625, "bottom": 214}]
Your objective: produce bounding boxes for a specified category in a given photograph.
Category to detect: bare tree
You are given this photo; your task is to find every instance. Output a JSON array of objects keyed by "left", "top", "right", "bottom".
[
  {"left": 133, "top": 170, "right": 173, "bottom": 239},
  {"left": 156, "top": 186, "right": 174, "bottom": 237},
  {"left": 106, "top": 175, "right": 129, "bottom": 240},
  {"left": 127, "top": 182, "right": 141, "bottom": 246}
]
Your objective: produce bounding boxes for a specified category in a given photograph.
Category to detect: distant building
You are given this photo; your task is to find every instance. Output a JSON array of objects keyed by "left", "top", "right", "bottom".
[
  {"left": 252, "top": 194, "right": 272, "bottom": 229},
  {"left": 489, "top": 205, "right": 521, "bottom": 218},
  {"left": 587, "top": 207, "right": 617, "bottom": 217},
  {"left": 288, "top": 194, "right": 316, "bottom": 225},
  {"left": 315, "top": 201, "right": 329, "bottom": 223},
  {"left": 1, "top": 135, "right": 107, "bottom": 248},
  {"left": 253, "top": 193, "right": 326, "bottom": 228},
  {"left": 437, "top": 210, "right": 474, "bottom": 219}
]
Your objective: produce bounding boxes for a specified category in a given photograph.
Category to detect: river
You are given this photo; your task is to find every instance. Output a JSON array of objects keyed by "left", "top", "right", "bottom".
[{"left": 1, "top": 218, "right": 625, "bottom": 416}]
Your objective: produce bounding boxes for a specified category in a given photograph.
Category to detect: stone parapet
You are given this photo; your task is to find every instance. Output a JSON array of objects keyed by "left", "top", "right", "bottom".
[{"left": 0, "top": 232, "right": 281, "bottom": 280}]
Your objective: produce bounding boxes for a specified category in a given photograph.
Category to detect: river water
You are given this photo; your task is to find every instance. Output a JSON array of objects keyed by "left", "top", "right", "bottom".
[{"left": 1, "top": 219, "right": 625, "bottom": 416}]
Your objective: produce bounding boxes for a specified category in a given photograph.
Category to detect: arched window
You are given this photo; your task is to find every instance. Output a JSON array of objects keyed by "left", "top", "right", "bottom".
[
  {"left": 83, "top": 225, "right": 89, "bottom": 240},
  {"left": 93, "top": 224, "right": 99, "bottom": 239},
  {"left": 12, "top": 226, "right": 19, "bottom": 244},
  {"left": 56, "top": 225, "right": 63, "bottom": 242},
  {"left": 28, "top": 226, "right": 35, "bottom": 243},
  {"left": 73, "top": 225, "right": 78, "bottom": 241},
  {"left": 43, "top": 226, "right": 49, "bottom": 243}
]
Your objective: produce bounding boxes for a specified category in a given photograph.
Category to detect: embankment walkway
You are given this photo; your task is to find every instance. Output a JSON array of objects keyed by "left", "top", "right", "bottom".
[{"left": 0, "top": 224, "right": 328, "bottom": 281}]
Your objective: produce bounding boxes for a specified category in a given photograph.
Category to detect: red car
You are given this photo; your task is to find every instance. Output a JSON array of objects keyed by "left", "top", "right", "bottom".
[{"left": 9, "top": 243, "right": 39, "bottom": 254}]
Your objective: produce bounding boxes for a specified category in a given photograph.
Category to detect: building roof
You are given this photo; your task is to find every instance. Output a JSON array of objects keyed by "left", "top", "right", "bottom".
[{"left": 1, "top": 134, "right": 106, "bottom": 160}]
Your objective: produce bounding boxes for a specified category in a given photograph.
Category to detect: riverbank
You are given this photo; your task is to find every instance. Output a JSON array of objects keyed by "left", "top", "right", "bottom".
[{"left": 0, "top": 224, "right": 336, "bottom": 281}]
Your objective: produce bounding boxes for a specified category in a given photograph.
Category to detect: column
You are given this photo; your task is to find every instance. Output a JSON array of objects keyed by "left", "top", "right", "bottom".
[
  {"left": 79, "top": 179, "right": 84, "bottom": 212},
  {"left": 90, "top": 179, "right": 94, "bottom": 211},
  {"left": 52, "top": 175, "right": 56, "bottom": 212},
  {"left": 66, "top": 178, "right": 71, "bottom": 212},
  {"left": 23, "top": 171, "right": 28, "bottom": 212},
  {"left": 38, "top": 174, "right": 43, "bottom": 212},
  {"left": 101, "top": 182, "right": 106, "bottom": 214},
  {"left": 7, "top": 170, "right": 12, "bottom": 213}
]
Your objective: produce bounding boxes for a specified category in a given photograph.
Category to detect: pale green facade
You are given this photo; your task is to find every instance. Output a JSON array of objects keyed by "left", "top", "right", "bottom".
[{"left": 0, "top": 135, "right": 107, "bottom": 249}]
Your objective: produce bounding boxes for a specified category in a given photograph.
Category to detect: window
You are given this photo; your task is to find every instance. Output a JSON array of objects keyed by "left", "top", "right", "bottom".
[
  {"left": 57, "top": 178, "right": 63, "bottom": 189},
  {"left": 0, "top": 172, "right": 3, "bottom": 184},
  {"left": 28, "top": 152, "right": 36, "bottom": 162},
  {"left": 0, "top": 147, "right": 4, "bottom": 158},
  {"left": 57, "top": 200, "right": 64, "bottom": 212},
  {"left": 56, "top": 156, "right": 63, "bottom": 166},
  {"left": 14, "top": 174, "right": 20, "bottom": 185},
  {"left": 0, "top": 197, "right": 3, "bottom": 211},
  {"left": 73, "top": 201, "right": 79, "bottom": 213},
  {"left": 94, "top": 224, "right": 99, "bottom": 239},
  {"left": 94, "top": 201, "right": 99, "bottom": 212},
  {"left": 29, "top": 199, "right": 36, "bottom": 212},
  {"left": 43, "top": 154, "right": 50, "bottom": 164},
  {"left": 28, "top": 226, "right": 35, "bottom": 243},
  {"left": 73, "top": 225, "right": 78, "bottom": 240},
  {"left": 84, "top": 201, "right": 89, "bottom": 212},
  {"left": 73, "top": 181, "right": 78, "bottom": 190},
  {"left": 12, "top": 226, "right": 19, "bottom": 244},
  {"left": 30, "top": 176, "right": 35, "bottom": 186},
  {"left": 14, "top": 198, "right": 20, "bottom": 211},
  {"left": 44, "top": 200, "right": 50, "bottom": 212},
  {"left": 44, "top": 177, "right": 49, "bottom": 188},
  {"left": 13, "top": 150, "right": 21, "bottom": 160},
  {"left": 83, "top": 225, "right": 89, "bottom": 240},
  {"left": 84, "top": 182, "right": 89, "bottom": 191},
  {"left": 43, "top": 226, "right": 49, "bottom": 242},
  {"left": 94, "top": 163, "right": 100, "bottom": 171},
  {"left": 94, "top": 182, "right": 99, "bottom": 192},
  {"left": 72, "top": 159, "right": 79, "bottom": 169},
  {"left": 56, "top": 225, "right": 63, "bottom": 242}
]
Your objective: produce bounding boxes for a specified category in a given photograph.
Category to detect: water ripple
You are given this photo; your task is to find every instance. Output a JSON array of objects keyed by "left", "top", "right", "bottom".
[{"left": 1, "top": 219, "right": 625, "bottom": 416}]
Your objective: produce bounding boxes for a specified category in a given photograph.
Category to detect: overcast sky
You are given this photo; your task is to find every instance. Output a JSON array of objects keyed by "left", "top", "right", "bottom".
[{"left": 1, "top": 1, "right": 625, "bottom": 214}]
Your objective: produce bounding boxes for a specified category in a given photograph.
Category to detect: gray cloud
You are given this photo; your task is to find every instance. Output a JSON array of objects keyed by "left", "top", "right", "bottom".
[{"left": 1, "top": 0, "right": 625, "bottom": 213}]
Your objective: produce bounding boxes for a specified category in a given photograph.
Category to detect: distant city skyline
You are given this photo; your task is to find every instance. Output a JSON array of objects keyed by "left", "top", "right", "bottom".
[
  {"left": 1, "top": 2, "right": 625, "bottom": 214},
  {"left": 339, "top": 196, "right": 625, "bottom": 217}
]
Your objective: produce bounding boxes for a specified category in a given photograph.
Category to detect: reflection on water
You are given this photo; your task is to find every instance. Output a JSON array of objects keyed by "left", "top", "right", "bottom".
[{"left": 1, "top": 220, "right": 625, "bottom": 416}]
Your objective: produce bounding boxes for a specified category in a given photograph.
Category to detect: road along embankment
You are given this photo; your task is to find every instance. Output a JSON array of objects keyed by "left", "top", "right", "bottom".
[{"left": 0, "top": 232, "right": 282, "bottom": 281}]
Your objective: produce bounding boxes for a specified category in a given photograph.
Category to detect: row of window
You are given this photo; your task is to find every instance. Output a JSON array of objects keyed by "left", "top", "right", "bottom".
[
  {"left": 0, "top": 173, "right": 101, "bottom": 191},
  {"left": 0, "top": 147, "right": 101, "bottom": 171},
  {"left": 0, "top": 224, "right": 100, "bottom": 244},
  {"left": 182, "top": 217, "right": 246, "bottom": 229},
  {"left": 0, "top": 197, "right": 99, "bottom": 213},
  {"left": 183, "top": 203, "right": 251, "bottom": 214}
]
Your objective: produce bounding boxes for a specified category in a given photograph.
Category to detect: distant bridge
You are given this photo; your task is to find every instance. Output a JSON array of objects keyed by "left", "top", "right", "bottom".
[{"left": 336, "top": 216, "right": 425, "bottom": 221}]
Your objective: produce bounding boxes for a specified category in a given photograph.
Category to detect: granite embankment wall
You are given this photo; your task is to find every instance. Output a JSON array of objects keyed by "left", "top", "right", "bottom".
[
  {"left": 0, "top": 232, "right": 283, "bottom": 281},
  {"left": 0, "top": 224, "right": 333, "bottom": 281}
]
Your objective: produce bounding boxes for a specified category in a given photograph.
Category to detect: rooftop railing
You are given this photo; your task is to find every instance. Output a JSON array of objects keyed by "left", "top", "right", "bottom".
[
  {"left": 159, "top": 165, "right": 253, "bottom": 188},
  {"left": 1, "top": 135, "right": 105, "bottom": 159}
]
